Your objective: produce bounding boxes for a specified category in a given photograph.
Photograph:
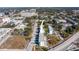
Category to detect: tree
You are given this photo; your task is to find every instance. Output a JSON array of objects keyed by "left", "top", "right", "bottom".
[
  {"left": 60, "top": 31, "right": 69, "bottom": 38},
  {"left": 40, "top": 47, "right": 48, "bottom": 51},
  {"left": 65, "top": 26, "right": 74, "bottom": 34},
  {"left": 56, "top": 24, "right": 62, "bottom": 31},
  {"left": 31, "top": 16, "right": 37, "bottom": 19},
  {"left": 47, "top": 34, "right": 60, "bottom": 45}
]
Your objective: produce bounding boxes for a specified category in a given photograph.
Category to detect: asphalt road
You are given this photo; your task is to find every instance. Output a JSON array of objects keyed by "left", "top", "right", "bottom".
[{"left": 49, "top": 32, "right": 79, "bottom": 51}]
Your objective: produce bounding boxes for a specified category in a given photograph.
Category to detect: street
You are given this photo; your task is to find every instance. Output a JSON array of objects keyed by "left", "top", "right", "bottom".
[{"left": 49, "top": 32, "right": 79, "bottom": 51}]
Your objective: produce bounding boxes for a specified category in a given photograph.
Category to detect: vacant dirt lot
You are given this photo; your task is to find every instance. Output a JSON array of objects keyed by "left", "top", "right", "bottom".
[{"left": 0, "top": 35, "right": 30, "bottom": 49}]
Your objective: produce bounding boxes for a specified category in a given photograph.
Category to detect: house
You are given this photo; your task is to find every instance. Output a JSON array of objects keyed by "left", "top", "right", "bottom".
[
  {"left": 15, "top": 24, "right": 26, "bottom": 30},
  {"left": 61, "top": 23, "right": 72, "bottom": 30},
  {"left": 67, "top": 18, "right": 78, "bottom": 25},
  {"left": 0, "top": 17, "right": 11, "bottom": 26},
  {"left": 55, "top": 19, "right": 67, "bottom": 24}
]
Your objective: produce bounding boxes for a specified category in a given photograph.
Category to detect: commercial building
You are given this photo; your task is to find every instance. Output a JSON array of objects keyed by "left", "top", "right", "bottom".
[
  {"left": 48, "top": 25, "right": 54, "bottom": 34},
  {"left": 20, "top": 9, "right": 38, "bottom": 17},
  {"left": 0, "top": 17, "right": 11, "bottom": 26}
]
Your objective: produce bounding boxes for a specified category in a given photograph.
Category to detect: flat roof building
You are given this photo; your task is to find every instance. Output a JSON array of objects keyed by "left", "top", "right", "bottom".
[{"left": 55, "top": 19, "right": 67, "bottom": 24}]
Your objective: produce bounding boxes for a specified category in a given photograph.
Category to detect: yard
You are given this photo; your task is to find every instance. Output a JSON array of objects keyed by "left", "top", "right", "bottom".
[{"left": 47, "top": 34, "right": 61, "bottom": 47}]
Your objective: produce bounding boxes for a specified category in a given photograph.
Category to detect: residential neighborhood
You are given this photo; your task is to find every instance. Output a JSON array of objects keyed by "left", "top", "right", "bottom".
[{"left": 0, "top": 7, "right": 79, "bottom": 51}]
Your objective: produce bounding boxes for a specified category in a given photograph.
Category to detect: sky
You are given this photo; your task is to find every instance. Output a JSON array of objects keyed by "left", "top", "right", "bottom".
[{"left": 0, "top": 0, "right": 78, "bottom": 7}]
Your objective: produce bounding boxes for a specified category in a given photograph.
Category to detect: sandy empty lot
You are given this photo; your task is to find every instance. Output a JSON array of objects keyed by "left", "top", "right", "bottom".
[{"left": 0, "top": 35, "right": 30, "bottom": 49}]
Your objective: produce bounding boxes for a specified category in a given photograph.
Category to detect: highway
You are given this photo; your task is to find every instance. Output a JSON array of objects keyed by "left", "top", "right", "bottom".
[{"left": 49, "top": 32, "right": 79, "bottom": 51}]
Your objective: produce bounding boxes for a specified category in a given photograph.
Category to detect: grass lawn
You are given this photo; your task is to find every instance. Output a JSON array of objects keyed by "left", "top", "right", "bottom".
[{"left": 47, "top": 34, "right": 61, "bottom": 47}]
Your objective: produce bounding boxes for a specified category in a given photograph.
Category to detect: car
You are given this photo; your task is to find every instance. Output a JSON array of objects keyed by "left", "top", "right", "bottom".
[
  {"left": 35, "top": 39, "right": 39, "bottom": 42},
  {"left": 35, "top": 40, "right": 39, "bottom": 45},
  {"left": 37, "top": 27, "right": 40, "bottom": 30},
  {"left": 36, "top": 34, "right": 39, "bottom": 37},
  {"left": 35, "top": 36, "right": 39, "bottom": 40},
  {"left": 36, "top": 30, "right": 40, "bottom": 33},
  {"left": 36, "top": 28, "right": 40, "bottom": 33},
  {"left": 35, "top": 35, "right": 39, "bottom": 39}
]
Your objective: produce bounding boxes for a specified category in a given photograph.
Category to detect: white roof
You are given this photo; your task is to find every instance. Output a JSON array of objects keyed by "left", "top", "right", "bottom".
[
  {"left": 56, "top": 19, "right": 67, "bottom": 23},
  {"left": 2, "top": 17, "right": 11, "bottom": 23},
  {"left": 59, "top": 20, "right": 66, "bottom": 22},
  {"left": 48, "top": 25, "right": 54, "bottom": 34},
  {"left": 63, "top": 23, "right": 72, "bottom": 27}
]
